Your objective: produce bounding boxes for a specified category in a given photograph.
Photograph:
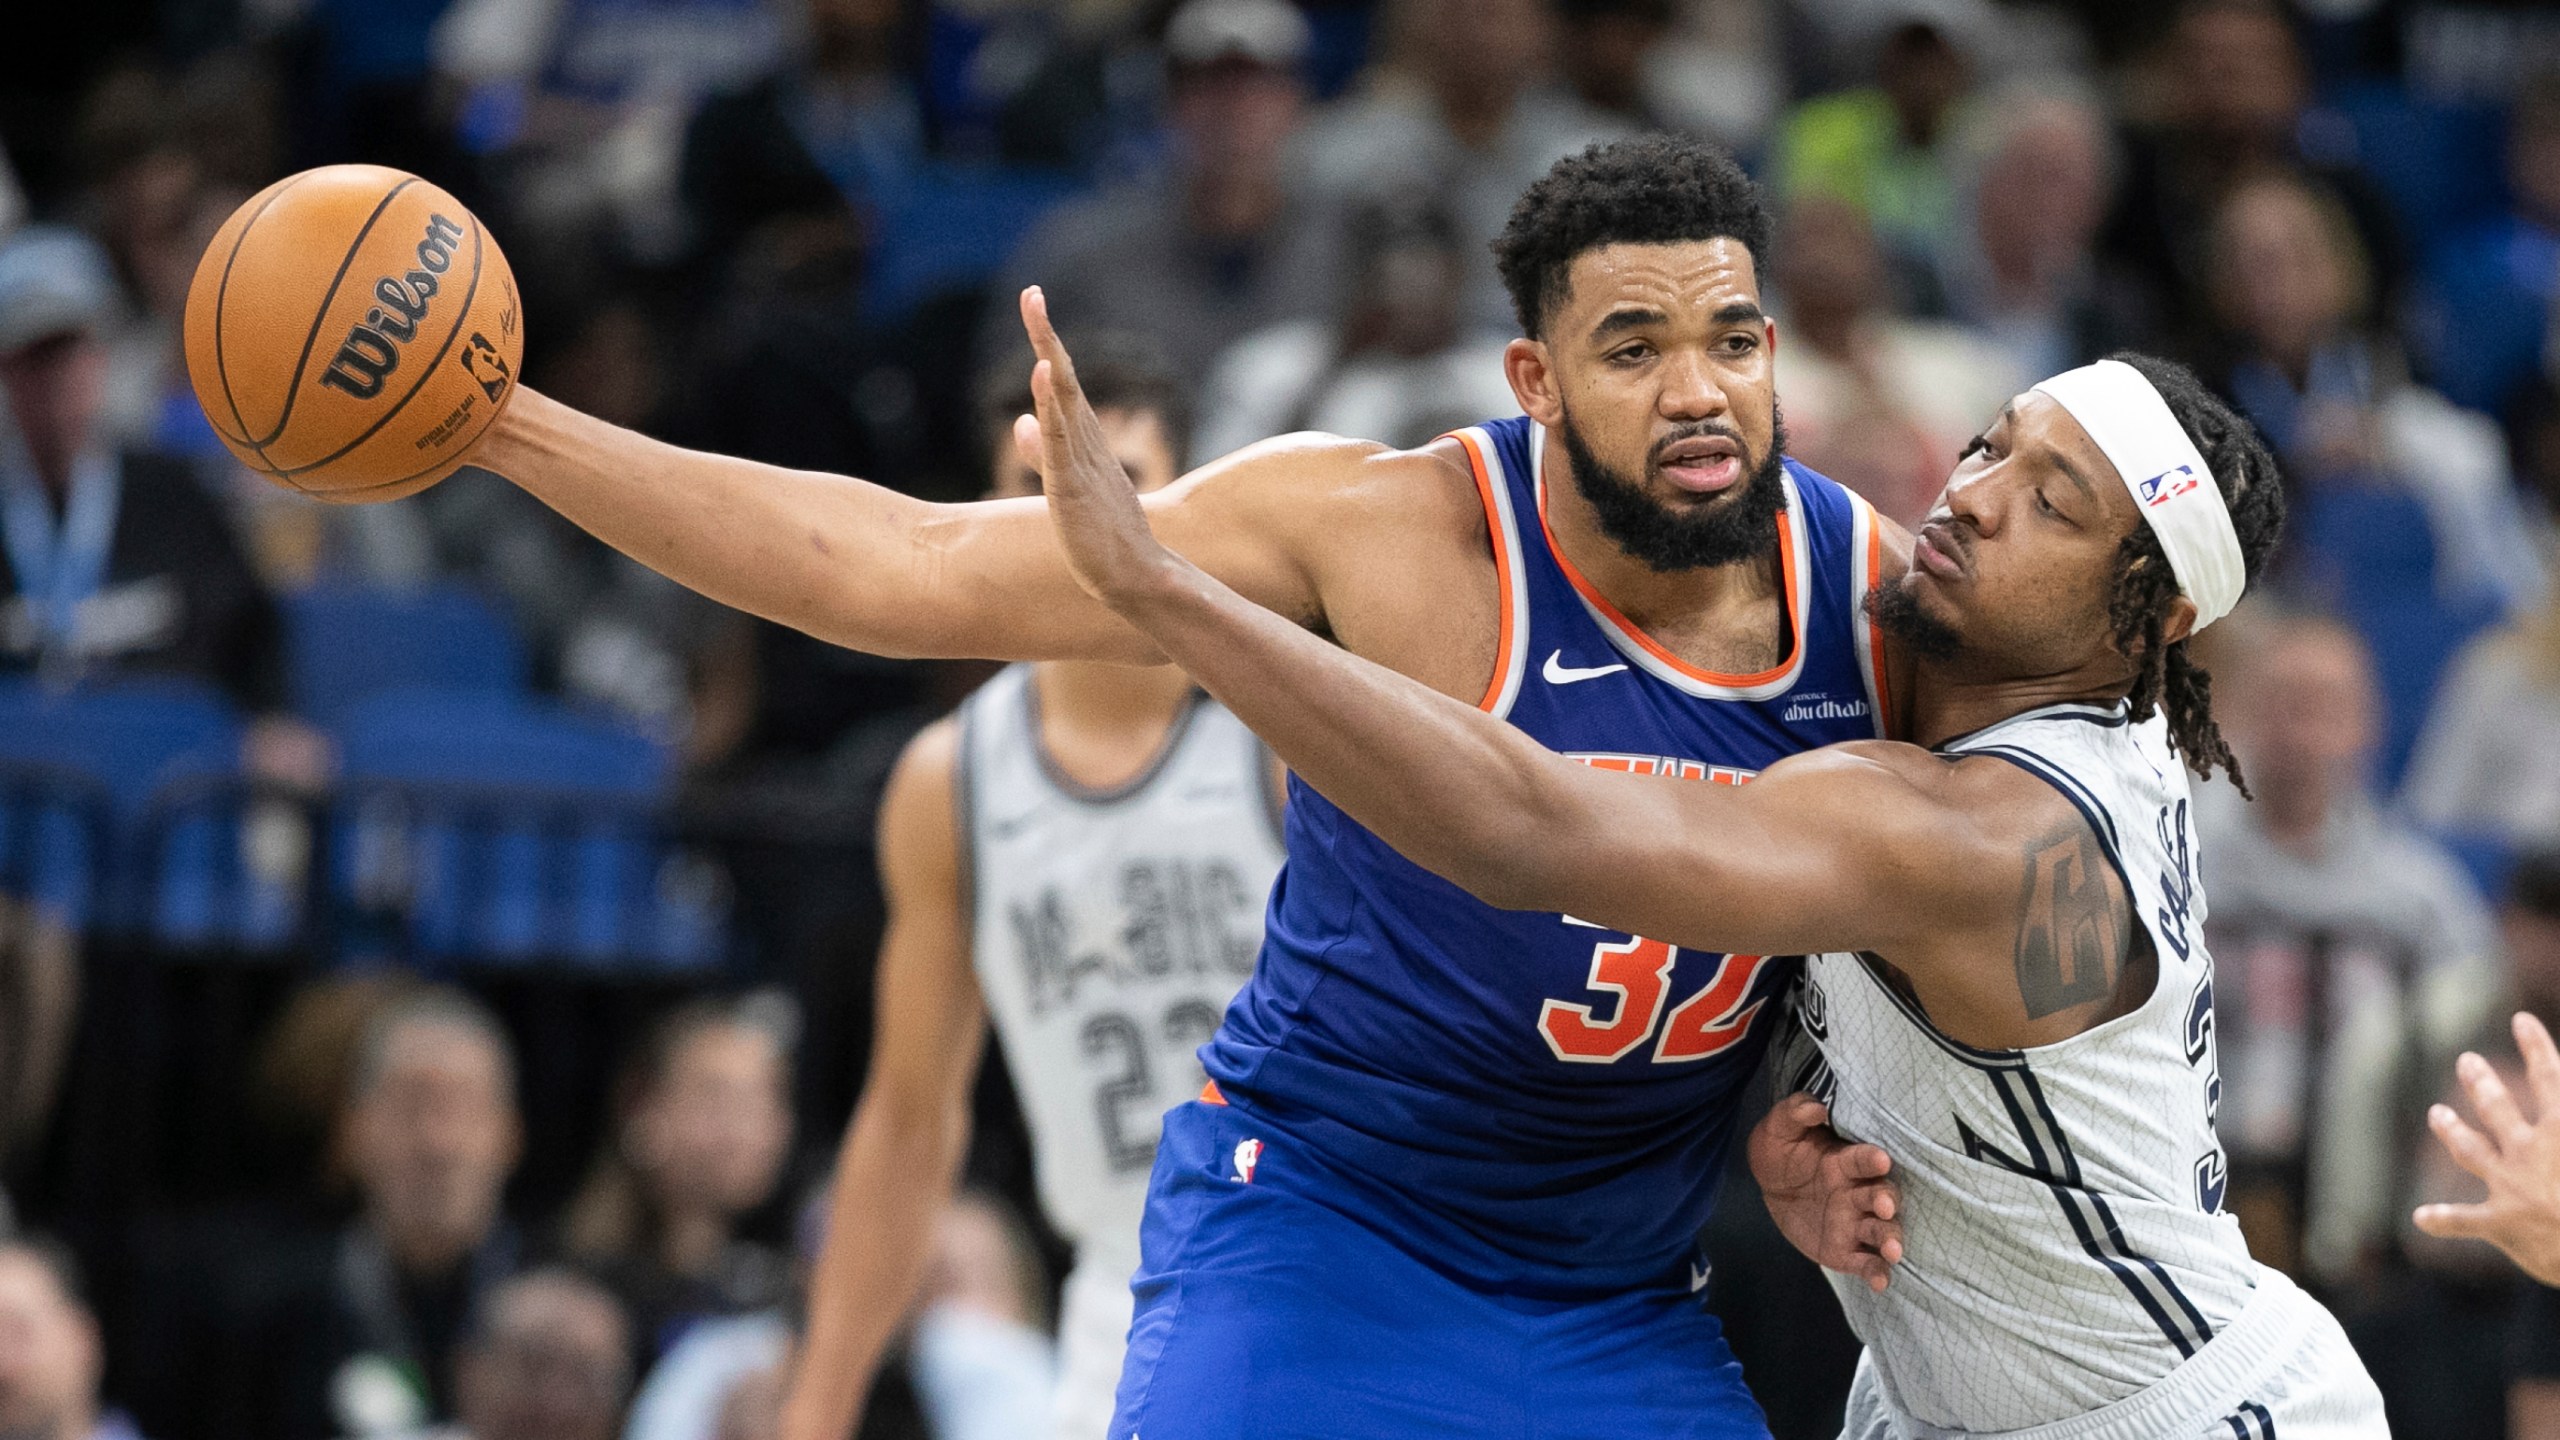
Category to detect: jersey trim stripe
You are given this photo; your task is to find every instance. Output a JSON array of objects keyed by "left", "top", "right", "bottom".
[
  {"left": 1849, "top": 951, "right": 2031, "bottom": 1072},
  {"left": 1849, "top": 493, "right": 1891, "bottom": 737},
  {"left": 1962, "top": 1066, "right": 2218, "bottom": 1360},
  {"left": 2224, "top": 1399, "right": 2277, "bottom": 1438},
  {"left": 1934, "top": 700, "right": 2131, "bottom": 753},
  {"left": 2011, "top": 1067, "right": 2218, "bottom": 1355},
  {"left": 1451, "top": 427, "right": 1531, "bottom": 718},
  {"left": 1962, "top": 745, "right": 2130, "bottom": 886},
  {"left": 1023, "top": 673, "right": 1210, "bottom": 805},
  {"left": 1529, "top": 435, "right": 1812, "bottom": 699}
]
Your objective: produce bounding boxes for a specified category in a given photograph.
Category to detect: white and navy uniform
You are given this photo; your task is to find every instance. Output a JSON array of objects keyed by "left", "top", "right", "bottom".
[
  {"left": 1783, "top": 702, "right": 2386, "bottom": 1440},
  {"left": 956, "top": 664, "right": 1285, "bottom": 1440}
]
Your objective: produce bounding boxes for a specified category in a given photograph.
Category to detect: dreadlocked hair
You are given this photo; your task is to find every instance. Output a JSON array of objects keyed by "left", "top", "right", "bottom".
[{"left": 2099, "top": 353, "right": 2286, "bottom": 798}]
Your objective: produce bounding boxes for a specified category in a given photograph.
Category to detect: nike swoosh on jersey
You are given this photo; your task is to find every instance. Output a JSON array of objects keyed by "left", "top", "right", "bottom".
[{"left": 1543, "top": 650, "right": 1630, "bottom": 685}]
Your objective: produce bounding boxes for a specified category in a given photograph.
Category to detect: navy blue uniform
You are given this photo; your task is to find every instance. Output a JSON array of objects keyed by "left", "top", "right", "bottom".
[{"left": 1112, "top": 417, "right": 1892, "bottom": 1438}]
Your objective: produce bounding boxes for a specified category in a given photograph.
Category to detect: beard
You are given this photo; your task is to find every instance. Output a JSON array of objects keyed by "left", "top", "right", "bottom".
[
  {"left": 1865, "top": 575, "right": 1962, "bottom": 659},
  {"left": 1558, "top": 401, "right": 1789, "bottom": 573}
]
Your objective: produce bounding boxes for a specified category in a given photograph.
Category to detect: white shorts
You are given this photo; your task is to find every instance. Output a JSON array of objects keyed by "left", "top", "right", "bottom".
[
  {"left": 1839, "top": 1267, "right": 2387, "bottom": 1440},
  {"left": 1049, "top": 1258, "right": 1134, "bottom": 1440}
]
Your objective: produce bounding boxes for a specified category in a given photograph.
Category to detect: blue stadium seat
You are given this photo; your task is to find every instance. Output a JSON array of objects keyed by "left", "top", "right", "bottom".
[
  {"left": 2310, "top": 84, "right": 2508, "bottom": 256},
  {"left": 331, "top": 689, "right": 722, "bottom": 969},
  {"left": 861, "top": 165, "right": 1084, "bottom": 323},
  {"left": 2431, "top": 828, "right": 2518, "bottom": 902},
  {"left": 282, "top": 582, "right": 528, "bottom": 729},
  {"left": 2291, "top": 488, "right": 2507, "bottom": 790},
  {"left": 0, "top": 677, "right": 245, "bottom": 930}
]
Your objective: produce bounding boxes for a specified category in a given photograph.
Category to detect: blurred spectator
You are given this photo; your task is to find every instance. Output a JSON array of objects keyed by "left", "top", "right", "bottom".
[
  {"left": 2508, "top": 854, "right": 2560, "bottom": 1026},
  {"left": 981, "top": 0, "right": 1338, "bottom": 381},
  {"left": 2099, "top": 0, "right": 2404, "bottom": 337},
  {"left": 390, "top": 1267, "right": 635, "bottom": 1440},
  {"left": 903, "top": 1193, "right": 1053, "bottom": 1440},
  {"left": 679, "top": 0, "right": 922, "bottom": 276},
  {"left": 2417, "top": 69, "right": 2560, "bottom": 419},
  {"left": 1301, "top": 0, "right": 1625, "bottom": 333},
  {"left": 1554, "top": 0, "right": 1677, "bottom": 130},
  {"left": 2343, "top": 1051, "right": 2527, "bottom": 1440},
  {"left": 0, "top": 226, "right": 282, "bottom": 709},
  {"left": 2406, "top": 577, "right": 2560, "bottom": 853},
  {"left": 268, "top": 989, "right": 526, "bottom": 1440},
  {"left": 1933, "top": 84, "right": 2153, "bottom": 381},
  {"left": 561, "top": 996, "right": 794, "bottom": 1362},
  {"left": 1771, "top": 2, "right": 1986, "bottom": 306},
  {"left": 0, "top": 145, "right": 22, "bottom": 241},
  {"left": 1767, "top": 194, "right": 2024, "bottom": 526},
  {"left": 1633, "top": 0, "right": 1783, "bottom": 158},
  {"left": 2208, "top": 171, "right": 2545, "bottom": 614},
  {"left": 2198, "top": 609, "right": 2504, "bottom": 1288},
  {"left": 625, "top": 1178, "right": 926, "bottom": 1440},
  {"left": 0, "top": 899, "right": 80, "bottom": 1192},
  {"left": 0, "top": 1237, "right": 143, "bottom": 1440},
  {"left": 1193, "top": 188, "right": 1517, "bottom": 457}
]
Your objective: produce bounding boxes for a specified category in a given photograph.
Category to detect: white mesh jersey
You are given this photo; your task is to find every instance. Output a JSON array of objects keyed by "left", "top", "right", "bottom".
[
  {"left": 958, "top": 664, "right": 1284, "bottom": 1274},
  {"left": 1785, "top": 701, "right": 2270, "bottom": 1432}
]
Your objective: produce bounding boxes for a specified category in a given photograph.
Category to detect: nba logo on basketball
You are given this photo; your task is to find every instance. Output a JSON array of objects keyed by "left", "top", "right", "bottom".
[
  {"left": 2138, "top": 464, "right": 2200, "bottom": 507},
  {"left": 1231, "top": 1138, "right": 1263, "bottom": 1184}
]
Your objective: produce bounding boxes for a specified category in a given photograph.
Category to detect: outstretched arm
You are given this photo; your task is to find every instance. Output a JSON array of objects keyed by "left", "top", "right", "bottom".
[
  {"left": 1019, "top": 305, "right": 1999, "bottom": 960},
  {"left": 467, "top": 292, "right": 1371, "bottom": 664}
]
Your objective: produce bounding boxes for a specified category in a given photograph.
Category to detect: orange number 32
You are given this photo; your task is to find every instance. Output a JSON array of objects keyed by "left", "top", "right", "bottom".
[{"left": 1538, "top": 940, "right": 1776, "bottom": 1065}]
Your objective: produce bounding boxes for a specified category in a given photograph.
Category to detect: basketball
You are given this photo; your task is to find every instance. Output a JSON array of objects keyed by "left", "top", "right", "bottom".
[{"left": 181, "top": 165, "right": 523, "bottom": 504}]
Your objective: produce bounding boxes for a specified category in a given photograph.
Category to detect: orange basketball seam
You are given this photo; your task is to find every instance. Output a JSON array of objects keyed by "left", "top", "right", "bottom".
[
  {"left": 205, "top": 172, "right": 310, "bottom": 460},
  {"left": 247, "top": 176, "right": 417, "bottom": 454},
  {"left": 269, "top": 215, "right": 485, "bottom": 479}
]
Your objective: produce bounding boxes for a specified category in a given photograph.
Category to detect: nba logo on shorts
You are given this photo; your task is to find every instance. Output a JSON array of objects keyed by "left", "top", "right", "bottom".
[
  {"left": 2138, "top": 464, "right": 2200, "bottom": 507},
  {"left": 1231, "top": 1138, "right": 1264, "bottom": 1184}
]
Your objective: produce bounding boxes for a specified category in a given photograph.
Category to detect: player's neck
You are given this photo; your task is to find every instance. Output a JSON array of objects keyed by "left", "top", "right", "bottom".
[
  {"left": 1538, "top": 453, "right": 1787, "bottom": 665},
  {"left": 1905, "top": 666, "right": 2132, "bottom": 751},
  {"left": 1030, "top": 659, "right": 1197, "bottom": 789}
]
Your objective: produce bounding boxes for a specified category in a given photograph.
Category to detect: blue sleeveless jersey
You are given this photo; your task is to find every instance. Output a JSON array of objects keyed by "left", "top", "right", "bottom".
[{"left": 1200, "top": 415, "right": 1893, "bottom": 1299}]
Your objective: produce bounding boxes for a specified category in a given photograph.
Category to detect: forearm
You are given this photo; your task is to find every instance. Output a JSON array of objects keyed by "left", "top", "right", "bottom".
[
  {"left": 1111, "top": 558, "right": 1601, "bottom": 913},
  {"left": 781, "top": 1097, "right": 970, "bottom": 1440},
  {"left": 475, "top": 390, "right": 1155, "bottom": 661}
]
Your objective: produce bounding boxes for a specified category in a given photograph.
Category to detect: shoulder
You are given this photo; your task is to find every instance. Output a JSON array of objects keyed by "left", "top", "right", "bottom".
[{"left": 1185, "top": 429, "right": 1483, "bottom": 537}]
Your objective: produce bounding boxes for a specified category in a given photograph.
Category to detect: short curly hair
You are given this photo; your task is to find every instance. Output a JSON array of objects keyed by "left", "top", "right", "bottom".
[{"left": 1492, "top": 134, "right": 1772, "bottom": 339}]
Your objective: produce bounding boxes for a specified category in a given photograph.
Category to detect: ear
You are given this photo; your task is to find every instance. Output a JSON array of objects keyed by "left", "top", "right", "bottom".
[
  {"left": 1764, "top": 316, "right": 1780, "bottom": 360},
  {"left": 1506, "top": 337, "right": 1562, "bottom": 427},
  {"left": 2161, "top": 595, "right": 2198, "bottom": 649}
]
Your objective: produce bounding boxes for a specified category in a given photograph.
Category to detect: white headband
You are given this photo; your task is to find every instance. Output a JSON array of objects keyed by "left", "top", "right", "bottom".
[{"left": 2031, "top": 360, "right": 2245, "bottom": 632}]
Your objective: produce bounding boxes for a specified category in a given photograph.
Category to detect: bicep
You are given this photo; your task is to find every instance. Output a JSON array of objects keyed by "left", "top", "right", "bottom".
[{"left": 901, "top": 440, "right": 1343, "bottom": 661}]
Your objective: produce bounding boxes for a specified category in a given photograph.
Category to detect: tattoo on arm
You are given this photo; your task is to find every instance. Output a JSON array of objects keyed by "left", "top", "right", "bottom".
[{"left": 2011, "top": 821, "right": 2125, "bottom": 1019}]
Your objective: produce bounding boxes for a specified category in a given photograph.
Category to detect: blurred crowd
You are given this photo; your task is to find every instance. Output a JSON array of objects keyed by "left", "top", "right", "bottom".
[{"left": 7, "top": 0, "right": 2560, "bottom": 1437}]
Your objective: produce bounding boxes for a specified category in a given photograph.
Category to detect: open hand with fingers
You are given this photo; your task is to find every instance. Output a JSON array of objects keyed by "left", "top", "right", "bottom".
[
  {"left": 1749, "top": 1093, "right": 1904, "bottom": 1292},
  {"left": 1013, "top": 287, "right": 1187, "bottom": 610},
  {"left": 2414, "top": 1011, "right": 2560, "bottom": 1286}
]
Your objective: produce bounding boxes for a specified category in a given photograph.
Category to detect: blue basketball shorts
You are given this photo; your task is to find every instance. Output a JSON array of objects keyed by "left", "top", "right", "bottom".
[{"left": 1108, "top": 1099, "right": 1771, "bottom": 1440}]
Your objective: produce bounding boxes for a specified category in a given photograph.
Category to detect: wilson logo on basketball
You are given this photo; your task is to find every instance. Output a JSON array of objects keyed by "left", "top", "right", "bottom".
[{"left": 318, "top": 213, "right": 465, "bottom": 400}]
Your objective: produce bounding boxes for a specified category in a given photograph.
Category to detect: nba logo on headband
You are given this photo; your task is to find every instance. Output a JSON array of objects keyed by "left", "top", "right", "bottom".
[
  {"left": 2031, "top": 362, "right": 2246, "bottom": 631},
  {"left": 2138, "top": 465, "right": 2201, "bottom": 509}
]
